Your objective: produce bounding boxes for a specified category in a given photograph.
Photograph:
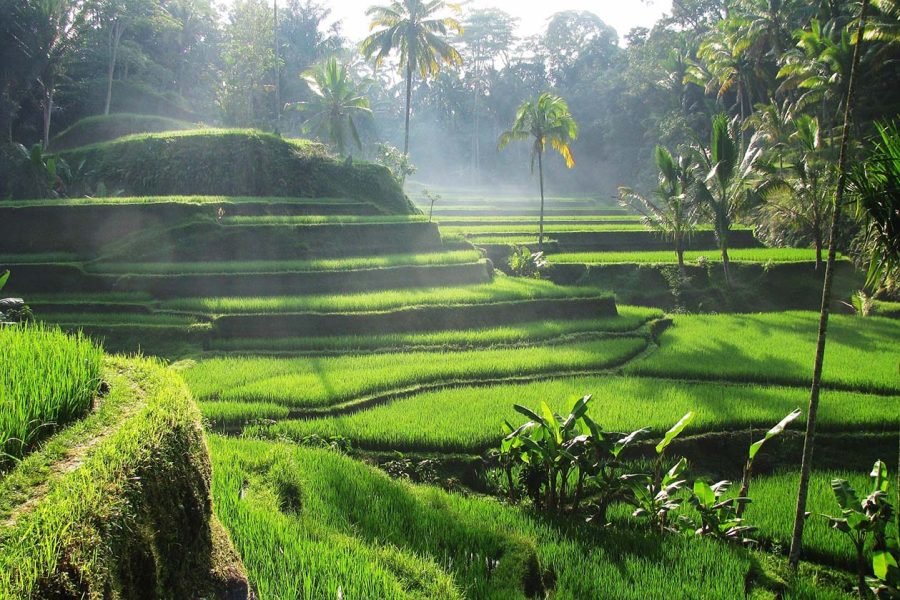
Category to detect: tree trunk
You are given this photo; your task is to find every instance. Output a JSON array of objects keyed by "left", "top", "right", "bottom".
[
  {"left": 538, "top": 149, "right": 545, "bottom": 252},
  {"left": 403, "top": 61, "right": 413, "bottom": 157},
  {"left": 814, "top": 231, "right": 823, "bottom": 271},
  {"left": 676, "top": 236, "right": 685, "bottom": 272},
  {"left": 105, "top": 21, "right": 124, "bottom": 116},
  {"left": 788, "top": 0, "right": 870, "bottom": 570},
  {"left": 42, "top": 87, "right": 54, "bottom": 151},
  {"left": 856, "top": 543, "right": 868, "bottom": 600},
  {"left": 273, "top": 0, "right": 280, "bottom": 132},
  {"left": 720, "top": 228, "right": 731, "bottom": 286}
]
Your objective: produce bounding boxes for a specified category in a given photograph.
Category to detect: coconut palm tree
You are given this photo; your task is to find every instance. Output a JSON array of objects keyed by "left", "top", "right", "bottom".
[
  {"left": 848, "top": 120, "right": 900, "bottom": 290},
  {"left": 619, "top": 146, "right": 697, "bottom": 270},
  {"left": 360, "top": 0, "right": 462, "bottom": 157},
  {"left": 788, "top": 0, "right": 871, "bottom": 570},
  {"left": 498, "top": 93, "right": 578, "bottom": 251},
  {"left": 690, "top": 113, "right": 763, "bottom": 285},
  {"left": 287, "top": 57, "right": 372, "bottom": 156},
  {"left": 756, "top": 114, "right": 836, "bottom": 270}
]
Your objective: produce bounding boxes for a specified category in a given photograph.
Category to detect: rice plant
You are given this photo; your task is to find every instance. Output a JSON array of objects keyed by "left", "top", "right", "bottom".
[
  {"left": 186, "top": 337, "right": 648, "bottom": 409},
  {"left": 625, "top": 312, "right": 900, "bottom": 394},
  {"left": 255, "top": 376, "right": 897, "bottom": 452},
  {"left": 163, "top": 277, "right": 608, "bottom": 315},
  {"left": 207, "top": 308, "right": 662, "bottom": 354},
  {"left": 550, "top": 248, "right": 843, "bottom": 264},
  {"left": 86, "top": 250, "right": 482, "bottom": 275},
  {"left": 210, "top": 437, "right": 767, "bottom": 599},
  {"left": 0, "top": 324, "right": 103, "bottom": 467}
]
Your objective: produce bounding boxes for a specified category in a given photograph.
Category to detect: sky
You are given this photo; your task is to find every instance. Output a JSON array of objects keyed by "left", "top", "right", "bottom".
[{"left": 314, "top": 0, "right": 672, "bottom": 45}]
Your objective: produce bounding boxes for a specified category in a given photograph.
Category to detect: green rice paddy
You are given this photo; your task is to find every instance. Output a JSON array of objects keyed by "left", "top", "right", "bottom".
[
  {"left": 185, "top": 337, "right": 649, "bottom": 411},
  {"left": 0, "top": 324, "right": 103, "bottom": 465},
  {"left": 551, "top": 248, "right": 838, "bottom": 264},
  {"left": 251, "top": 376, "right": 896, "bottom": 451},
  {"left": 206, "top": 307, "right": 662, "bottom": 354},
  {"left": 626, "top": 312, "right": 900, "bottom": 393},
  {"left": 211, "top": 436, "right": 799, "bottom": 600},
  {"left": 162, "top": 277, "right": 608, "bottom": 315},
  {"left": 86, "top": 250, "right": 483, "bottom": 275}
]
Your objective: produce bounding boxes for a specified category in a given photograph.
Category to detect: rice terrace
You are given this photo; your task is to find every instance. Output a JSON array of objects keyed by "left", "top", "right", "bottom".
[{"left": 1, "top": 0, "right": 899, "bottom": 598}]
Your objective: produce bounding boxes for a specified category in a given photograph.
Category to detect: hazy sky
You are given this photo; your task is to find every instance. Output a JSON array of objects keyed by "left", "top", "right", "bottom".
[{"left": 284, "top": 1, "right": 673, "bottom": 45}]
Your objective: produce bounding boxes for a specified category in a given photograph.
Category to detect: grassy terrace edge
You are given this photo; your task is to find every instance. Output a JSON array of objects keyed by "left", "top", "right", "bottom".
[{"left": 0, "top": 356, "right": 248, "bottom": 598}]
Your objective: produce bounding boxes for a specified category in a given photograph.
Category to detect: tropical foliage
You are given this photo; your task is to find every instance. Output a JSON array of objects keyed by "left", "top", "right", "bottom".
[
  {"left": 360, "top": 0, "right": 462, "bottom": 155},
  {"left": 287, "top": 57, "right": 372, "bottom": 155}
]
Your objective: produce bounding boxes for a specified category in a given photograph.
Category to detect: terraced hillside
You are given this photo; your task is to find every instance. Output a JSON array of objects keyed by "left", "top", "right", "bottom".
[{"left": 5, "top": 166, "right": 894, "bottom": 598}]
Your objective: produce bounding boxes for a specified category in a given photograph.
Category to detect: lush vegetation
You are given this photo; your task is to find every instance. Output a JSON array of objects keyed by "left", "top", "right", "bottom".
[
  {"left": 0, "top": 356, "right": 241, "bottom": 598},
  {"left": 253, "top": 377, "right": 894, "bottom": 452},
  {"left": 49, "top": 113, "right": 197, "bottom": 151},
  {"left": 162, "top": 278, "right": 608, "bottom": 314},
  {"left": 0, "top": 324, "right": 102, "bottom": 466},
  {"left": 87, "top": 250, "right": 482, "bottom": 275},
  {"left": 551, "top": 248, "right": 842, "bottom": 265},
  {"left": 211, "top": 436, "right": 828, "bottom": 600},
  {"left": 626, "top": 312, "right": 900, "bottom": 393},
  {"left": 207, "top": 308, "right": 661, "bottom": 354},
  {"left": 186, "top": 337, "right": 648, "bottom": 410}
]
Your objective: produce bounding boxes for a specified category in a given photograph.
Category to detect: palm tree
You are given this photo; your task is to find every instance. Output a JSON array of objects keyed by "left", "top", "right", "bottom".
[
  {"left": 756, "top": 114, "right": 836, "bottom": 270},
  {"left": 864, "top": 0, "right": 900, "bottom": 43},
  {"left": 848, "top": 120, "right": 900, "bottom": 290},
  {"left": 287, "top": 57, "right": 372, "bottom": 156},
  {"left": 360, "top": 0, "right": 462, "bottom": 157},
  {"left": 619, "top": 146, "right": 697, "bottom": 270},
  {"left": 690, "top": 113, "right": 763, "bottom": 285},
  {"left": 788, "top": 0, "right": 871, "bottom": 570},
  {"left": 498, "top": 93, "right": 578, "bottom": 251},
  {"left": 34, "top": 0, "right": 80, "bottom": 149}
]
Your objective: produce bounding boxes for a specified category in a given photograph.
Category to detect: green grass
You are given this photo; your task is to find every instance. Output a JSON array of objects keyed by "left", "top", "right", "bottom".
[
  {"left": 252, "top": 376, "right": 896, "bottom": 452},
  {"left": 748, "top": 469, "right": 899, "bottom": 568},
  {"left": 161, "top": 277, "right": 608, "bottom": 315},
  {"left": 185, "top": 337, "right": 648, "bottom": 412},
  {"left": 205, "top": 307, "right": 662, "bottom": 354},
  {"left": 38, "top": 313, "right": 201, "bottom": 327},
  {"left": 86, "top": 250, "right": 483, "bottom": 275},
  {"left": 442, "top": 234, "right": 558, "bottom": 245},
  {"left": 49, "top": 113, "right": 197, "bottom": 151},
  {"left": 0, "top": 195, "right": 364, "bottom": 208},
  {"left": 0, "top": 324, "right": 102, "bottom": 467},
  {"left": 0, "top": 356, "right": 216, "bottom": 597},
  {"left": 872, "top": 300, "right": 900, "bottom": 318},
  {"left": 626, "top": 312, "right": 900, "bottom": 394},
  {"left": 54, "top": 129, "right": 412, "bottom": 213},
  {"left": 210, "top": 436, "right": 782, "bottom": 600},
  {"left": 435, "top": 216, "right": 641, "bottom": 224},
  {"left": 26, "top": 292, "right": 154, "bottom": 305},
  {"left": 550, "top": 248, "right": 838, "bottom": 264},
  {"left": 441, "top": 224, "right": 655, "bottom": 234},
  {"left": 0, "top": 253, "right": 79, "bottom": 264},
  {"left": 222, "top": 215, "right": 427, "bottom": 225}
]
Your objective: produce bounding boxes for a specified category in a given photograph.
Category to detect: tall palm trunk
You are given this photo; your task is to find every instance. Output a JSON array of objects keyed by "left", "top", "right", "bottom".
[
  {"left": 41, "top": 87, "right": 54, "bottom": 150},
  {"left": 538, "top": 148, "right": 545, "bottom": 251},
  {"left": 788, "top": 0, "right": 870, "bottom": 570},
  {"left": 403, "top": 61, "right": 413, "bottom": 157},
  {"left": 105, "top": 20, "right": 125, "bottom": 116}
]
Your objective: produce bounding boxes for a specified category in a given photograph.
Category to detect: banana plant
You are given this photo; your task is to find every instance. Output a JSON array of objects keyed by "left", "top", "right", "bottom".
[
  {"left": 625, "top": 412, "right": 695, "bottom": 533},
  {"left": 823, "top": 460, "right": 897, "bottom": 599},
  {"left": 503, "top": 395, "right": 592, "bottom": 513},
  {"left": 578, "top": 418, "right": 647, "bottom": 524},
  {"left": 736, "top": 408, "right": 802, "bottom": 518},
  {"left": 685, "top": 479, "right": 755, "bottom": 542}
]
